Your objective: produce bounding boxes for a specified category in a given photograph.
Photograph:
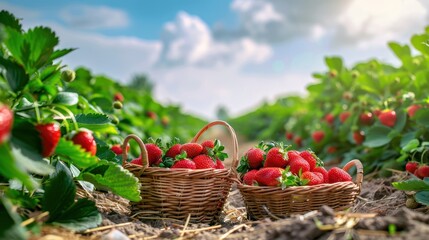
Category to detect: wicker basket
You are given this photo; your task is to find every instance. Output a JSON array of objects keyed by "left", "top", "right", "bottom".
[
  {"left": 237, "top": 159, "right": 363, "bottom": 220},
  {"left": 121, "top": 120, "right": 239, "bottom": 224}
]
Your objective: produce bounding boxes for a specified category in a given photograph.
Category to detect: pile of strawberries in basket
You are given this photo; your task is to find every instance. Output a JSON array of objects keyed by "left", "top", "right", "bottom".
[
  {"left": 111, "top": 138, "right": 228, "bottom": 170},
  {"left": 237, "top": 142, "right": 353, "bottom": 187}
]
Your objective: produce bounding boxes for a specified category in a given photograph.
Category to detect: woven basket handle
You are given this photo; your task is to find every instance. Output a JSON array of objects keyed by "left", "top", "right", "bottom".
[
  {"left": 191, "top": 120, "right": 239, "bottom": 174},
  {"left": 342, "top": 159, "right": 364, "bottom": 189},
  {"left": 121, "top": 134, "right": 150, "bottom": 174}
]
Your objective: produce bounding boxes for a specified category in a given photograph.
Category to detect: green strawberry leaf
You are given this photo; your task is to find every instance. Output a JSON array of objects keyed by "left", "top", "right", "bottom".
[
  {"left": 73, "top": 113, "right": 118, "bottom": 134},
  {"left": 236, "top": 156, "right": 250, "bottom": 174},
  {"left": 0, "top": 10, "right": 22, "bottom": 31},
  {"left": 50, "top": 198, "right": 101, "bottom": 231},
  {"left": 54, "top": 138, "right": 99, "bottom": 168},
  {"left": 0, "top": 56, "right": 29, "bottom": 92},
  {"left": 363, "top": 126, "right": 393, "bottom": 148},
  {"left": 392, "top": 179, "right": 429, "bottom": 191},
  {"left": 415, "top": 190, "right": 429, "bottom": 206},
  {"left": 0, "top": 197, "right": 27, "bottom": 240},
  {"left": 49, "top": 48, "right": 76, "bottom": 62},
  {"left": 78, "top": 160, "right": 141, "bottom": 202},
  {"left": 53, "top": 92, "right": 78, "bottom": 106}
]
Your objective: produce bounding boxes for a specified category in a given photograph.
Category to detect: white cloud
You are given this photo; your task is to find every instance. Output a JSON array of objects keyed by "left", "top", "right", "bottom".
[
  {"left": 158, "top": 11, "right": 272, "bottom": 68},
  {"left": 59, "top": 5, "right": 129, "bottom": 29}
]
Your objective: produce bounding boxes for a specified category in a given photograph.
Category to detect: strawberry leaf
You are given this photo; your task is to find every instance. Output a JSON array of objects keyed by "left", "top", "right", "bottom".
[
  {"left": 73, "top": 113, "right": 118, "bottom": 134},
  {"left": 392, "top": 179, "right": 429, "bottom": 191},
  {"left": 0, "top": 197, "right": 28, "bottom": 240},
  {"left": 54, "top": 138, "right": 99, "bottom": 168}
]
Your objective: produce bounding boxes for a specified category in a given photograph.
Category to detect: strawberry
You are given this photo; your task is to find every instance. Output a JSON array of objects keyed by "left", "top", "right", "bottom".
[
  {"left": 339, "top": 111, "right": 351, "bottom": 123},
  {"left": 215, "top": 159, "right": 225, "bottom": 169},
  {"left": 172, "top": 158, "right": 196, "bottom": 169},
  {"left": 407, "top": 104, "right": 421, "bottom": 118},
  {"left": 71, "top": 129, "right": 97, "bottom": 156},
  {"left": 353, "top": 130, "right": 365, "bottom": 145},
  {"left": 36, "top": 123, "right": 61, "bottom": 157},
  {"left": 324, "top": 113, "right": 335, "bottom": 125},
  {"left": 165, "top": 143, "right": 181, "bottom": 158},
  {"left": 247, "top": 148, "right": 264, "bottom": 169},
  {"left": 294, "top": 136, "right": 302, "bottom": 147},
  {"left": 287, "top": 150, "right": 301, "bottom": 160},
  {"left": 415, "top": 165, "right": 429, "bottom": 179},
  {"left": 313, "top": 172, "right": 325, "bottom": 183},
  {"left": 289, "top": 157, "right": 310, "bottom": 175},
  {"left": 201, "top": 140, "right": 215, "bottom": 154},
  {"left": 113, "top": 92, "right": 124, "bottom": 102},
  {"left": 342, "top": 92, "right": 353, "bottom": 101},
  {"left": 264, "top": 147, "right": 288, "bottom": 168},
  {"left": 193, "top": 154, "right": 215, "bottom": 169},
  {"left": 327, "top": 146, "right": 337, "bottom": 154},
  {"left": 0, "top": 105, "right": 13, "bottom": 144},
  {"left": 161, "top": 116, "right": 170, "bottom": 126},
  {"left": 243, "top": 169, "right": 258, "bottom": 185},
  {"left": 111, "top": 144, "right": 129, "bottom": 155},
  {"left": 255, "top": 167, "right": 283, "bottom": 186},
  {"left": 285, "top": 132, "right": 294, "bottom": 140},
  {"left": 146, "top": 111, "right": 157, "bottom": 120},
  {"left": 145, "top": 143, "right": 163, "bottom": 165},
  {"left": 301, "top": 172, "right": 323, "bottom": 185},
  {"left": 312, "top": 130, "right": 325, "bottom": 143},
  {"left": 180, "top": 143, "right": 203, "bottom": 158},
  {"left": 359, "top": 112, "right": 373, "bottom": 125},
  {"left": 299, "top": 150, "right": 318, "bottom": 170},
  {"left": 328, "top": 167, "right": 352, "bottom": 183},
  {"left": 378, "top": 110, "right": 396, "bottom": 127},
  {"left": 130, "top": 156, "right": 142, "bottom": 165},
  {"left": 373, "top": 109, "right": 382, "bottom": 117},
  {"left": 405, "top": 162, "right": 419, "bottom": 174},
  {"left": 313, "top": 167, "right": 329, "bottom": 183}
]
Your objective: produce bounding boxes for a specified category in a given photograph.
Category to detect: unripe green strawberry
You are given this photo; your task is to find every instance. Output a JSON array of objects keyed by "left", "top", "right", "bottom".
[
  {"left": 36, "top": 122, "right": 61, "bottom": 157},
  {"left": 255, "top": 167, "right": 283, "bottom": 186},
  {"left": 328, "top": 167, "right": 352, "bottom": 183},
  {"left": 145, "top": 143, "right": 163, "bottom": 166},
  {"left": 110, "top": 115, "right": 119, "bottom": 124},
  {"left": 113, "top": 101, "right": 123, "bottom": 109},
  {"left": 243, "top": 169, "right": 258, "bottom": 185},
  {"left": 180, "top": 143, "right": 203, "bottom": 158},
  {"left": 378, "top": 109, "right": 396, "bottom": 127},
  {"left": 301, "top": 172, "right": 323, "bottom": 185},
  {"left": 71, "top": 129, "right": 97, "bottom": 156},
  {"left": 264, "top": 147, "right": 288, "bottom": 168},
  {"left": 172, "top": 158, "right": 196, "bottom": 169},
  {"left": 61, "top": 69, "right": 76, "bottom": 82},
  {"left": 247, "top": 148, "right": 264, "bottom": 169},
  {"left": 313, "top": 167, "right": 328, "bottom": 183},
  {"left": 193, "top": 154, "right": 215, "bottom": 169},
  {"left": 0, "top": 105, "right": 13, "bottom": 144}
]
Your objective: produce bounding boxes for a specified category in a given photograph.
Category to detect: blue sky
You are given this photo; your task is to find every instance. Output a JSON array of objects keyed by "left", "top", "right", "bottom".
[{"left": 2, "top": 0, "right": 429, "bottom": 119}]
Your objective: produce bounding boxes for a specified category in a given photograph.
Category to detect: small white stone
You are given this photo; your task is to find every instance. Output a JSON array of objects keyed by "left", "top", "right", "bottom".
[{"left": 101, "top": 229, "right": 130, "bottom": 240}]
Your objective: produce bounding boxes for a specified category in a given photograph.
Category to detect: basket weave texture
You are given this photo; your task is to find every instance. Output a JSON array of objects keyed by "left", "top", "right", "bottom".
[
  {"left": 237, "top": 159, "right": 364, "bottom": 220},
  {"left": 121, "top": 120, "right": 239, "bottom": 224}
]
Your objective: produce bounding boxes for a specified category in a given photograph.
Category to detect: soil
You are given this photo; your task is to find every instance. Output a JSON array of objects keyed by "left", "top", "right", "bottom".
[{"left": 32, "top": 172, "right": 429, "bottom": 240}]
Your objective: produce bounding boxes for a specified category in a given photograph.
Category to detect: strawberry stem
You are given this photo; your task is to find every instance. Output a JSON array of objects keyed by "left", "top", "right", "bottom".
[
  {"left": 34, "top": 101, "right": 41, "bottom": 123},
  {"left": 53, "top": 104, "right": 79, "bottom": 130},
  {"left": 49, "top": 108, "right": 70, "bottom": 133}
]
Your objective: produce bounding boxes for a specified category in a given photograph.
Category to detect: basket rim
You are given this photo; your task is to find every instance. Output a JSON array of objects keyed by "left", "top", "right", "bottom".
[{"left": 121, "top": 120, "right": 239, "bottom": 176}]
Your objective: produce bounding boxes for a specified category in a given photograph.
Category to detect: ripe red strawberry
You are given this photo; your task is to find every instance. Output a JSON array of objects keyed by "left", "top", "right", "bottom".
[
  {"left": 327, "top": 146, "right": 337, "bottom": 154},
  {"left": 111, "top": 144, "right": 130, "bottom": 155},
  {"left": 215, "top": 159, "right": 225, "bottom": 169},
  {"left": 146, "top": 111, "right": 158, "bottom": 120},
  {"left": 339, "top": 111, "right": 351, "bottom": 123},
  {"left": 313, "top": 172, "right": 325, "bottom": 183},
  {"left": 324, "top": 113, "right": 335, "bottom": 125},
  {"left": 313, "top": 167, "right": 328, "bottom": 183},
  {"left": 255, "top": 167, "right": 283, "bottom": 186},
  {"left": 328, "top": 167, "right": 352, "bottom": 183},
  {"left": 312, "top": 130, "right": 325, "bottom": 143},
  {"left": 172, "top": 159, "right": 196, "bottom": 169},
  {"left": 71, "top": 129, "right": 97, "bottom": 156},
  {"left": 113, "top": 92, "right": 124, "bottom": 102},
  {"left": 415, "top": 165, "right": 429, "bottom": 179},
  {"left": 145, "top": 143, "right": 163, "bottom": 165},
  {"left": 36, "top": 123, "right": 61, "bottom": 157},
  {"left": 299, "top": 150, "right": 317, "bottom": 171},
  {"left": 405, "top": 162, "right": 419, "bottom": 174},
  {"left": 193, "top": 154, "right": 215, "bottom": 169},
  {"left": 289, "top": 158, "right": 310, "bottom": 175},
  {"left": 243, "top": 169, "right": 258, "bottom": 185},
  {"left": 130, "top": 156, "right": 142, "bottom": 165},
  {"left": 285, "top": 132, "right": 294, "bottom": 140},
  {"left": 407, "top": 104, "right": 421, "bottom": 118},
  {"left": 294, "top": 136, "right": 302, "bottom": 147},
  {"left": 378, "top": 110, "right": 396, "bottom": 127},
  {"left": 180, "top": 143, "right": 203, "bottom": 158},
  {"left": 247, "top": 148, "right": 264, "bottom": 169},
  {"left": 359, "top": 112, "right": 373, "bottom": 125},
  {"left": 165, "top": 143, "right": 181, "bottom": 158},
  {"left": 353, "top": 130, "right": 365, "bottom": 145},
  {"left": 0, "top": 105, "right": 13, "bottom": 144},
  {"left": 373, "top": 109, "right": 382, "bottom": 117},
  {"left": 301, "top": 172, "right": 323, "bottom": 185},
  {"left": 264, "top": 147, "right": 288, "bottom": 168},
  {"left": 201, "top": 140, "right": 215, "bottom": 154}
]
